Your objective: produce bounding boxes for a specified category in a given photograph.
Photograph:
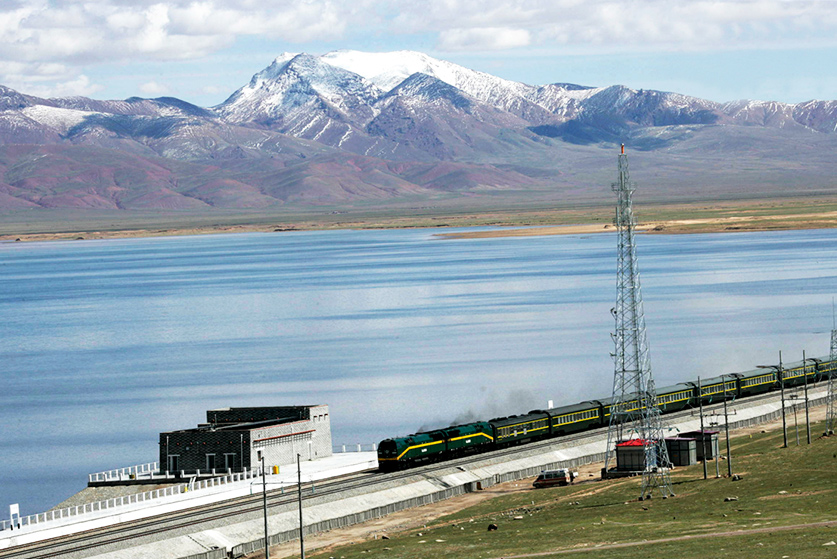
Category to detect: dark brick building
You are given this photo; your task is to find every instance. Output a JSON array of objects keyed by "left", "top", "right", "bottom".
[{"left": 159, "top": 405, "right": 332, "bottom": 475}]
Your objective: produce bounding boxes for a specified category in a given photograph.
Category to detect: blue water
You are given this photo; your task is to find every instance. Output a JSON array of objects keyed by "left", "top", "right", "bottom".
[{"left": 2, "top": 227, "right": 837, "bottom": 515}]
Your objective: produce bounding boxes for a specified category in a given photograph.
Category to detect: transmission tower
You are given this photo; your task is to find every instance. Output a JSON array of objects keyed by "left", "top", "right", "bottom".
[
  {"left": 603, "top": 145, "right": 674, "bottom": 500},
  {"left": 826, "top": 302, "right": 836, "bottom": 435}
]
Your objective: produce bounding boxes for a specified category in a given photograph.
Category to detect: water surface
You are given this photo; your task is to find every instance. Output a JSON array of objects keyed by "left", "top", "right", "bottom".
[{"left": 1, "top": 227, "right": 835, "bottom": 514}]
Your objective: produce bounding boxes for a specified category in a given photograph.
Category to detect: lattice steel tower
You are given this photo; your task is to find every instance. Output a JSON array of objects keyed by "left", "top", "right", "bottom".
[
  {"left": 603, "top": 145, "right": 674, "bottom": 500},
  {"left": 827, "top": 302, "right": 836, "bottom": 435}
]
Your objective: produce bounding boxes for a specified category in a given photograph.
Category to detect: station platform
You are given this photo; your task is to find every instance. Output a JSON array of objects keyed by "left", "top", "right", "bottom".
[{"left": 0, "top": 451, "right": 378, "bottom": 550}]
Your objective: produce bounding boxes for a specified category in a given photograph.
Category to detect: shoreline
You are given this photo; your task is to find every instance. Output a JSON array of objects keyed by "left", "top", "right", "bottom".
[{"left": 4, "top": 205, "right": 837, "bottom": 243}]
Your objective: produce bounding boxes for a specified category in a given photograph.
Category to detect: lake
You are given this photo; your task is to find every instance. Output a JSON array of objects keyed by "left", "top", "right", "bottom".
[{"left": 2, "top": 227, "right": 836, "bottom": 514}]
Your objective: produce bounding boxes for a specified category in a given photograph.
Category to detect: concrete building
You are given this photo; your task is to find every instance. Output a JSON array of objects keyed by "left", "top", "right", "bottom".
[{"left": 159, "top": 406, "right": 332, "bottom": 475}]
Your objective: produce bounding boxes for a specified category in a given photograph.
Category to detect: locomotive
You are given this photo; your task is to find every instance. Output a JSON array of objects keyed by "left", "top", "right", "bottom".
[{"left": 377, "top": 354, "right": 836, "bottom": 471}]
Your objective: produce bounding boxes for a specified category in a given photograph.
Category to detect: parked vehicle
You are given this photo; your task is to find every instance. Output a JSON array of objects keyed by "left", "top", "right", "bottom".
[{"left": 533, "top": 469, "right": 575, "bottom": 488}]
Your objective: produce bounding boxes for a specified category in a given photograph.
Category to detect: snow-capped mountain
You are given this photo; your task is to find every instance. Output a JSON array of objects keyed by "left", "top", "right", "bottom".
[{"left": 1, "top": 49, "right": 837, "bottom": 214}]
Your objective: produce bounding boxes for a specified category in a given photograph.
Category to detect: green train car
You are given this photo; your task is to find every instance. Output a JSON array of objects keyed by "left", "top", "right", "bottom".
[{"left": 378, "top": 421, "right": 492, "bottom": 471}]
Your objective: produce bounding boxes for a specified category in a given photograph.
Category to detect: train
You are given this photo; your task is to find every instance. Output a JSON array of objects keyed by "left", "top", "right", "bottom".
[{"left": 377, "top": 354, "right": 836, "bottom": 471}]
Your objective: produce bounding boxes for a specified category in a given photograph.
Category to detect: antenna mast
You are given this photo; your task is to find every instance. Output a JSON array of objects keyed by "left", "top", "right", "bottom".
[
  {"left": 827, "top": 300, "right": 836, "bottom": 435},
  {"left": 603, "top": 145, "right": 674, "bottom": 499}
]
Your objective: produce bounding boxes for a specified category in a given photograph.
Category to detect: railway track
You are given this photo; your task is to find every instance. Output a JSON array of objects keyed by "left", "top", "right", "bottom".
[{"left": 0, "top": 384, "right": 822, "bottom": 559}]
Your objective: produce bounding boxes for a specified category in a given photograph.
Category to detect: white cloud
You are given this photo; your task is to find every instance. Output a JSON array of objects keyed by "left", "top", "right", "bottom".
[
  {"left": 5, "top": 73, "right": 104, "bottom": 98},
  {"left": 438, "top": 27, "right": 531, "bottom": 51},
  {"left": 0, "top": 1, "right": 353, "bottom": 67},
  {"left": 388, "top": 0, "right": 837, "bottom": 52},
  {"left": 139, "top": 81, "right": 170, "bottom": 96},
  {"left": 1, "top": 0, "right": 836, "bottom": 99}
]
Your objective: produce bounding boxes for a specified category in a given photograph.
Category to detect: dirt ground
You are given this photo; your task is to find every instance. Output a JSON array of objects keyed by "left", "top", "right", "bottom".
[
  {"left": 251, "top": 403, "right": 832, "bottom": 559},
  {"left": 437, "top": 210, "right": 837, "bottom": 239}
]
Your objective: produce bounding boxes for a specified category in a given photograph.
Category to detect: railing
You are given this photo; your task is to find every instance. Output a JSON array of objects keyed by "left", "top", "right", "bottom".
[
  {"left": 1, "top": 468, "right": 262, "bottom": 534},
  {"left": 88, "top": 463, "right": 258, "bottom": 484},
  {"left": 332, "top": 443, "right": 377, "bottom": 453},
  {"left": 88, "top": 462, "right": 159, "bottom": 483}
]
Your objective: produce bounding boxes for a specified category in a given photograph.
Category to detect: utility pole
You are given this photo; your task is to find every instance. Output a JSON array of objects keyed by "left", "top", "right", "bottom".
[
  {"left": 298, "top": 453, "right": 305, "bottom": 559},
  {"left": 602, "top": 145, "right": 674, "bottom": 500},
  {"left": 698, "top": 377, "right": 707, "bottom": 480},
  {"left": 802, "top": 351, "right": 814, "bottom": 445},
  {"left": 758, "top": 351, "right": 787, "bottom": 448},
  {"left": 827, "top": 303, "right": 837, "bottom": 436},
  {"left": 260, "top": 451, "right": 270, "bottom": 559},
  {"left": 722, "top": 375, "right": 732, "bottom": 477}
]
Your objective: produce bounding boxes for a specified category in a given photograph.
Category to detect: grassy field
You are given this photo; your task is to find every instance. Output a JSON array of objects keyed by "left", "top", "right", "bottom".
[{"left": 307, "top": 422, "right": 836, "bottom": 559}]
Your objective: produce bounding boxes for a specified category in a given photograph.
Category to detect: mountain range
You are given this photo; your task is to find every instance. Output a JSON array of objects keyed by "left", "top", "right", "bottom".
[{"left": 1, "top": 50, "right": 836, "bottom": 217}]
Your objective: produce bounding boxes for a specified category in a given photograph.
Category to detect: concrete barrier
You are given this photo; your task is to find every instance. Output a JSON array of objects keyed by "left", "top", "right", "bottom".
[{"left": 177, "top": 548, "right": 227, "bottom": 559}]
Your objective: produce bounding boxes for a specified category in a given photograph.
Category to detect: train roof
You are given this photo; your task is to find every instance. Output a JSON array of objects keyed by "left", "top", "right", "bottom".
[
  {"left": 488, "top": 410, "right": 548, "bottom": 428},
  {"left": 542, "top": 401, "right": 600, "bottom": 415},
  {"left": 655, "top": 383, "right": 694, "bottom": 394},
  {"left": 686, "top": 374, "right": 739, "bottom": 387},
  {"left": 738, "top": 367, "right": 777, "bottom": 378},
  {"left": 592, "top": 393, "right": 639, "bottom": 407}
]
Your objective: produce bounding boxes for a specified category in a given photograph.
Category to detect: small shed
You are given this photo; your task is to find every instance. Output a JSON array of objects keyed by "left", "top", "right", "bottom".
[
  {"left": 679, "top": 430, "right": 720, "bottom": 461},
  {"left": 665, "top": 437, "right": 697, "bottom": 466},
  {"left": 615, "top": 439, "right": 647, "bottom": 471}
]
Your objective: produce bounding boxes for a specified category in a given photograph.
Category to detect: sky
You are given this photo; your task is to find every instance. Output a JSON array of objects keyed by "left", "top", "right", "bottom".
[{"left": 1, "top": 0, "right": 836, "bottom": 107}]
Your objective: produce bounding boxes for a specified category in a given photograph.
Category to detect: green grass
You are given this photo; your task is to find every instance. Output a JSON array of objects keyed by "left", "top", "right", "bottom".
[{"left": 307, "top": 422, "right": 837, "bottom": 559}]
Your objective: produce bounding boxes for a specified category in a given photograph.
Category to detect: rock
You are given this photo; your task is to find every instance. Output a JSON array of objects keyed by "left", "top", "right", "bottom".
[
  {"left": 724, "top": 496, "right": 739, "bottom": 502},
  {"left": 487, "top": 524, "right": 499, "bottom": 531}
]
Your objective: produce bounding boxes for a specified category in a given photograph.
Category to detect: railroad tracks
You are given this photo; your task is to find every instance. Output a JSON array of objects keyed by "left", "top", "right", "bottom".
[{"left": 0, "top": 384, "right": 821, "bottom": 559}]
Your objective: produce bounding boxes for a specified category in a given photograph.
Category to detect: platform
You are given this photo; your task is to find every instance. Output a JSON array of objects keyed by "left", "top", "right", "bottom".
[{"left": 0, "top": 451, "right": 377, "bottom": 549}]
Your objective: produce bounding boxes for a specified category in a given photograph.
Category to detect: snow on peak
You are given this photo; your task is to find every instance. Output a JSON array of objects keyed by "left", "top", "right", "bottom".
[
  {"left": 321, "top": 50, "right": 458, "bottom": 92},
  {"left": 273, "top": 52, "right": 299, "bottom": 65},
  {"left": 319, "top": 49, "right": 537, "bottom": 114},
  {"left": 21, "top": 105, "right": 98, "bottom": 133}
]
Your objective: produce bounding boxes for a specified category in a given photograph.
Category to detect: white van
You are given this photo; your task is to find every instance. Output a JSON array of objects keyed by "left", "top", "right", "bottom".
[{"left": 532, "top": 469, "right": 575, "bottom": 488}]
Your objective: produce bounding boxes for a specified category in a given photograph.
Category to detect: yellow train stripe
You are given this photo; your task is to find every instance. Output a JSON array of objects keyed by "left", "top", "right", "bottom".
[
  {"left": 497, "top": 425, "right": 549, "bottom": 439},
  {"left": 395, "top": 440, "right": 444, "bottom": 460},
  {"left": 449, "top": 432, "right": 494, "bottom": 443},
  {"left": 500, "top": 419, "right": 549, "bottom": 430},
  {"left": 389, "top": 432, "right": 494, "bottom": 461}
]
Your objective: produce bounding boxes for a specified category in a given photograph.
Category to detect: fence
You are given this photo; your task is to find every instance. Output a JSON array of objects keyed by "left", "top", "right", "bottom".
[
  {"left": 177, "top": 548, "right": 227, "bottom": 559},
  {"left": 0, "top": 468, "right": 263, "bottom": 533},
  {"left": 88, "top": 463, "right": 260, "bottom": 485},
  {"left": 332, "top": 443, "right": 377, "bottom": 453},
  {"left": 88, "top": 462, "right": 160, "bottom": 483}
]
